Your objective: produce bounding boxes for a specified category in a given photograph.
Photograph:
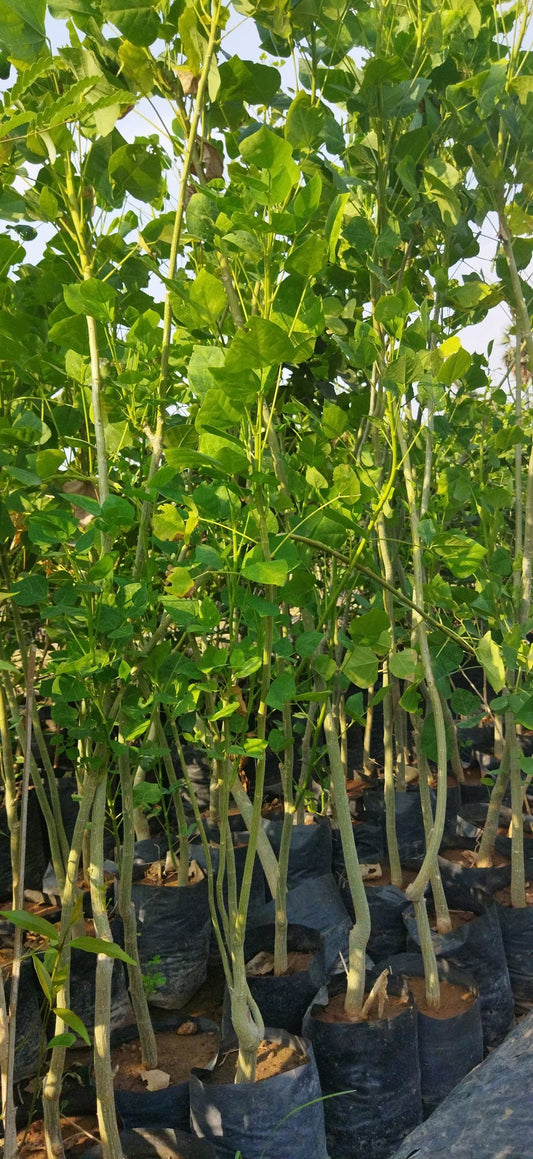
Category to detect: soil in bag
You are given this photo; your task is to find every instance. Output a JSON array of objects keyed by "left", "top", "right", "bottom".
[
  {"left": 404, "top": 882, "right": 514, "bottom": 1048},
  {"left": 438, "top": 837, "right": 511, "bottom": 895},
  {"left": 190, "top": 1029, "right": 328, "bottom": 1159},
  {"left": 303, "top": 972, "right": 422, "bottom": 1159},
  {"left": 252, "top": 873, "right": 351, "bottom": 970},
  {"left": 375, "top": 952, "right": 483, "bottom": 1117},
  {"left": 222, "top": 923, "right": 326, "bottom": 1036},
  {"left": 112, "top": 1015, "right": 219, "bottom": 1132}
]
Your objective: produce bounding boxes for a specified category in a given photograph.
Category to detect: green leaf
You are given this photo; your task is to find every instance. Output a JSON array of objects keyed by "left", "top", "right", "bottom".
[
  {"left": 516, "top": 695, "right": 533, "bottom": 730},
  {"left": 195, "top": 389, "right": 241, "bottom": 431},
  {"left": 3, "top": 0, "right": 44, "bottom": 34},
  {"left": 399, "top": 683, "right": 422, "bottom": 714},
  {"left": 389, "top": 649, "right": 418, "bottom": 679},
  {"left": 165, "top": 567, "right": 194, "bottom": 596},
  {"left": 0, "top": 0, "right": 46, "bottom": 60},
  {"left": 208, "top": 700, "right": 241, "bottom": 721},
  {"left": 477, "top": 60, "right": 507, "bottom": 118},
  {"left": 420, "top": 712, "right": 451, "bottom": 763},
  {"left": 475, "top": 632, "right": 506, "bottom": 694},
  {"left": 11, "top": 575, "right": 49, "bottom": 607},
  {"left": 33, "top": 956, "right": 54, "bottom": 1002},
  {"left": 322, "top": 403, "right": 348, "bottom": 438},
  {"left": 295, "top": 630, "right": 323, "bottom": 659},
  {"left": 266, "top": 672, "right": 296, "bottom": 709},
  {"left": 133, "top": 782, "right": 163, "bottom": 809},
  {"left": 0, "top": 910, "right": 58, "bottom": 942},
  {"left": 350, "top": 609, "right": 391, "bottom": 652},
  {"left": 312, "top": 654, "right": 336, "bottom": 681},
  {"left": 242, "top": 558, "right": 289, "bottom": 585},
  {"left": 34, "top": 450, "right": 65, "bottom": 479},
  {"left": 0, "top": 660, "right": 19, "bottom": 672},
  {"left": 342, "top": 645, "right": 379, "bottom": 689},
  {"left": 285, "top": 91, "right": 327, "bottom": 150},
  {"left": 53, "top": 1007, "right": 91, "bottom": 1046},
  {"left": 396, "top": 154, "right": 418, "bottom": 197},
  {"left": 240, "top": 125, "right": 298, "bottom": 182},
  {"left": 345, "top": 692, "right": 365, "bottom": 722},
  {"left": 325, "top": 193, "right": 349, "bottom": 261},
  {"left": 218, "top": 56, "right": 280, "bottom": 104},
  {"left": 86, "top": 554, "right": 116, "bottom": 583},
  {"left": 28, "top": 510, "right": 78, "bottom": 547},
  {"left": 374, "top": 289, "right": 416, "bottom": 339},
  {"left": 101, "top": 0, "right": 161, "bottom": 45},
  {"left": 450, "top": 688, "right": 482, "bottom": 716},
  {"left": 64, "top": 279, "right": 117, "bottom": 323},
  {"left": 431, "top": 532, "right": 486, "bottom": 578},
  {"left": 47, "top": 1032, "right": 77, "bottom": 1049},
  {"left": 268, "top": 728, "right": 287, "bottom": 753},
  {"left": 188, "top": 345, "right": 225, "bottom": 399},
  {"left": 69, "top": 936, "right": 135, "bottom": 964},
  {"left": 439, "top": 345, "right": 472, "bottom": 385},
  {"left": 225, "top": 317, "right": 296, "bottom": 372},
  {"left": 109, "top": 140, "right": 164, "bottom": 203},
  {"left": 100, "top": 496, "right": 136, "bottom": 530}
]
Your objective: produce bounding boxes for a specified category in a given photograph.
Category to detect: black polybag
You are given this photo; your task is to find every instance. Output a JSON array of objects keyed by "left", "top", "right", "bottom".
[
  {"left": 496, "top": 901, "right": 533, "bottom": 1001},
  {"left": 375, "top": 952, "right": 483, "bottom": 1116},
  {"left": 404, "top": 883, "right": 514, "bottom": 1048},
  {"left": 114, "top": 1015, "right": 219, "bottom": 1132},
  {"left": 221, "top": 923, "right": 326, "bottom": 1037},
  {"left": 190, "top": 1029, "right": 328, "bottom": 1159},
  {"left": 130, "top": 876, "right": 210, "bottom": 1009},
  {"left": 260, "top": 814, "right": 332, "bottom": 885},
  {"left": 303, "top": 972, "right": 422, "bottom": 1159},
  {"left": 252, "top": 873, "right": 351, "bottom": 971}
]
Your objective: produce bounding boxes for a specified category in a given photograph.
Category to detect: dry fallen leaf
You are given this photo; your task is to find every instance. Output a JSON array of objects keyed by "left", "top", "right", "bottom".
[
  {"left": 141, "top": 1069, "right": 171, "bottom": 1092},
  {"left": 188, "top": 859, "right": 205, "bottom": 885},
  {"left": 246, "top": 951, "right": 274, "bottom": 977},
  {"left": 24, "top": 890, "right": 46, "bottom": 905},
  {"left": 177, "top": 1020, "right": 197, "bottom": 1036}
]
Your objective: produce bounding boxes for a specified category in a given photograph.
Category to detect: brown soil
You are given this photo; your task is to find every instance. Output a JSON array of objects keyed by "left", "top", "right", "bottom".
[
  {"left": 17, "top": 1116, "right": 100, "bottom": 1159},
  {"left": 492, "top": 883, "right": 533, "bottom": 907},
  {"left": 212, "top": 1038, "right": 308, "bottom": 1084},
  {"left": 346, "top": 779, "right": 366, "bottom": 800},
  {"left": 314, "top": 989, "right": 409, "bottom": 1024},
  {"left": 112, "top": 1028, "right": 219, "bottom": 1089},
  {"left": 460, "top": 767, "right": 484, "bottom": 785},
  {"left": 440, "top": 848, "right": 509, "bottom": 869},
  {"left": 430, "top": 909, "right": 477, "bottom": 931},
  {"left": 406, "top": 975, "right": 476, "bottom": 1019},
  {"left": 261, "top": 799, "right": 284, "bottom": 817},
  {"left": 246, "top": 951, "right": 313, "bottom": 977}
]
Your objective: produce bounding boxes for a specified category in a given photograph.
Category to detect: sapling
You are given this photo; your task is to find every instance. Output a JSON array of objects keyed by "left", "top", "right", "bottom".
[
  {"left": 0, "top": 646, "right": 36, "bottom": 1159},
  {"left": 396, "top": 403, "right": 452, "bottom": 1009}
]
